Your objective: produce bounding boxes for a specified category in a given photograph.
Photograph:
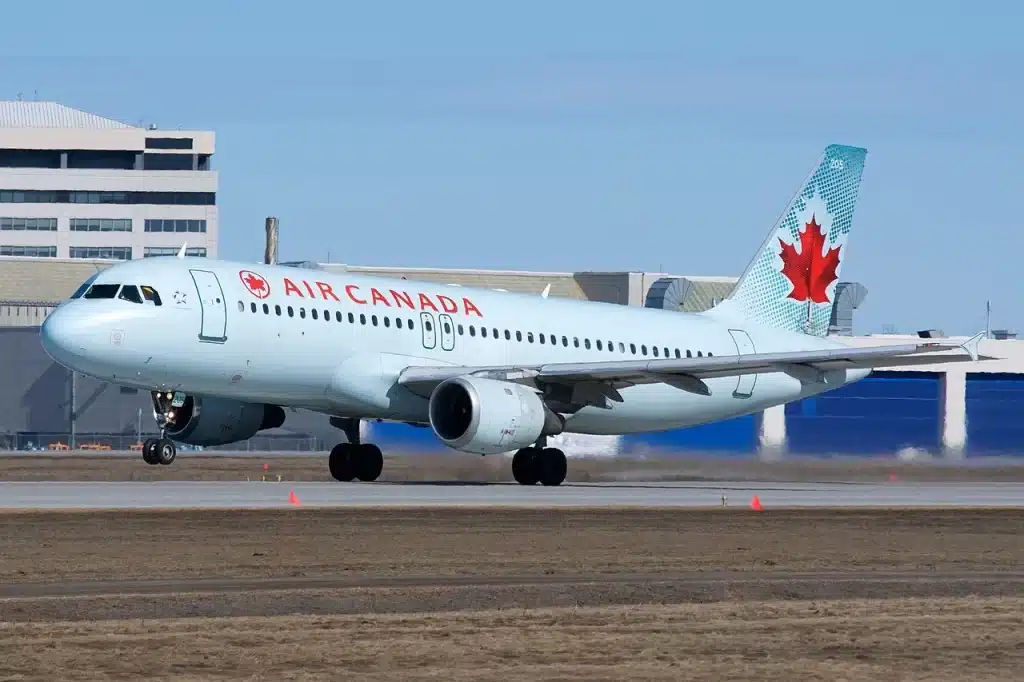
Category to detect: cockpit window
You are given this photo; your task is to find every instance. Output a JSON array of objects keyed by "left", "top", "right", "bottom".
[
  {"left": 118, "top": 285, "right": 143, "bottom": 304},
  {"left": 83, "top": 284, "right": 120, "bottom": 299},
  {"left": 69, "top": 274, "right": 101, "bottom": 299},
  {"left": 140, "top": 286, "right": 162, "bottom": 306}
]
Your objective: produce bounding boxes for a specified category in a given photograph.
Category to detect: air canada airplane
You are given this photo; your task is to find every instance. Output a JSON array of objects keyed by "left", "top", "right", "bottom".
[{"left": 40, "top": 143, "right": 985, "bottom": 486}]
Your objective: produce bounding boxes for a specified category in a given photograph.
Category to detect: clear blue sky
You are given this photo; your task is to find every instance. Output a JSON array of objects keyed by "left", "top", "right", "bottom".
[{"left": 1, "top": 1, "right": 1021, "bottom": 335}]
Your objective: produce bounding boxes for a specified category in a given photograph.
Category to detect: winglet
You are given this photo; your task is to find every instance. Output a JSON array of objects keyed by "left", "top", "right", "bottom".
[
  {"left": 960, "top": 331, "right": 985, "bottom": 362},
  {"left": 541, "top": 284, "right": 551, "bottom": 299},
  {"left": 176, "top": 242, "right": 188, "bottom": 259}
]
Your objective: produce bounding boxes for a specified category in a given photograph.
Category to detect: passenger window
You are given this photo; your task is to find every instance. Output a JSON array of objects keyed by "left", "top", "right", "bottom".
[
  {"left": 652, "top": 346, "right": 659, "bottom": 357},
  {"left": 349, "top": 313, "right": 355, "bottom": 323},
  {"left": 335, "top": 311, "right": 341, "bottom": 322},
  {"left": 83, "top": 284, "right": 120, "bottom": 299},
  {"left": 630, "top": 343, "right": 636, "bottom": 354},
  {"left": 384, "top": 316, "right": 390, "bottom": 327},
  {"left": 276, "top": 305, "right": 282, "bottom": 316},
  {"left": 663, "top": 347, "right": 669, "bottom": 358},
  {"left": 573, "top": 337, "right": 580, "bottom": 348},
  {"left": 469, "top": 325, "right": 475, "bottom": 337},
  {"left": 396, "top": 318, "right": 403, "bottom": 329},
  {"left": 409, "top": 319, "right": 415, "bottom": 330},
  {"left": 527, "top": 332, "right": 534, "bottom": 343},
  {"left": 641, "top": 345, "right": 647, "bottom": 356},
  {"left": 288, "top": 306, "right": 294, "bottom": 317},
  {"left": 619, "top": 342, "right": 625, "bottom": 353},
  {"left": 458, "top": 324, "right": 464, "bottom": 335},
  {"left": 250, "top": 302, "right": 257, "bottom": 313},
  {"left": 372, "top": 315, "right": 378, "bottom": 326},
  {"left": 262, "top": 303, "right": 269, "bottom": 314},
  {"left": 516, "top": 331, "right": 522, "bottom": 342},
  {"left": 300, "top": 308, "right": 306, "bottom": 319},
  {"left": 237, "top": 301, "right": 244, "bottom": 312},
  {"left": 562, "top": 336, "right": 568, "bottom": 347},
  {"left": 505, "top": 330, "right": 511, "bottom": 340},
  {"left": 312, "top": 309, "right": 318, "bottom": 320},
  {"left": 697, "top": 351, "right": 703, "bottom": 357},
  {"left": 360, "top": 314, "right": 366, "bottom": 325},
  {"left": 492, "top": 328, "right": 498, "bottom": 338},
  {"left": 596, "top": 340, "right": 602, "bottom": 350},
  {"left": 538, "top": 333, "right": 545, "bottom": 344},
  {"left": 686, "top": 350, "right": 692, "bottom": 357},
  {"left": 118, "top": 285, "right": 143, "bottom": 304},
  {"left": 480, "top": 326, "right": 486, "bottom": 337},
  {"left": 140, "top": 286, "right": 162, "bottom": 306},
  {"left": 584, "top": 339, "right": 591, "bottom": 350}
]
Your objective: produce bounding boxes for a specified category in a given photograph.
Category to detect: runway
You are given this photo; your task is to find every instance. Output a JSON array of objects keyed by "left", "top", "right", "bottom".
[{"left": 1, "top": 479, "right": 1022, "bottom": 509}]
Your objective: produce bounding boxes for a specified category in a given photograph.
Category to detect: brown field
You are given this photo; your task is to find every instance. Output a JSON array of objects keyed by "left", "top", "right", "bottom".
[
  {"left": 2, "top": 451, "right": 1024, "bottom": 483},
  {"left": 0, "top": 507, "right": 1021, "bottom": 680}
]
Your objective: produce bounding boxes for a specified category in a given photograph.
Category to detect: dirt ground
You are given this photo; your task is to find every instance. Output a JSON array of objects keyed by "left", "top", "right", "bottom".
[
  {"left": 0, "top": 508, "right": 1021, "bottom": 680},
  {"left": 3, "top": 452, "right": 1024, "bottom": 482}
]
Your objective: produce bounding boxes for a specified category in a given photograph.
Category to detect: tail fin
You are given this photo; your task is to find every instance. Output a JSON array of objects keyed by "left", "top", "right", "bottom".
[{"left": 707, "top": 144, "right": 868, "bottom": 337}]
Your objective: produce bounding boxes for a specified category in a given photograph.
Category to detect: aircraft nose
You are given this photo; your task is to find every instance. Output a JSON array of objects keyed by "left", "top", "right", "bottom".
[{"left": 40, "top": 306, "right": 90, "bottom": 369}]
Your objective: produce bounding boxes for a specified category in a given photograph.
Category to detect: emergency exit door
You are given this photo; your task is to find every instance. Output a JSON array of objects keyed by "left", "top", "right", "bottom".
[
  {"left": 420, "top": 312, "right": 437, "bottom": 349},
  {"left": 190, "top": 269, "right": 228, "bottom": 343},
  {"left": 728, "top": 329, "right": 756, "bottom": 398}
]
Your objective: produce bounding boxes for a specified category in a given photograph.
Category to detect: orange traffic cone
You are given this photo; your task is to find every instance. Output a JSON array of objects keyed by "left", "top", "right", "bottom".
[
  {"left": 288, "top": 490, "right": 302, "bottom": 507},
  {"left": 750, "top": 495, "right": 763, "bottom": 512}
]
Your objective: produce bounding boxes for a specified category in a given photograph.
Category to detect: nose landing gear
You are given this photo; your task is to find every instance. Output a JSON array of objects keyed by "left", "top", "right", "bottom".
[{"left": 144, "top": 390, "right": 181, "bottom": 466}]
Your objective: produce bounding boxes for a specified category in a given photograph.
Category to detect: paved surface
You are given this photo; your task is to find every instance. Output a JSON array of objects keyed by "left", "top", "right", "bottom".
[{"left": 1, "top": 480, "right": 1022, "bottom": 509}]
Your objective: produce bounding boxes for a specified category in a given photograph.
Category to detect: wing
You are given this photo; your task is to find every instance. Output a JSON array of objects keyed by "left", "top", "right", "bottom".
[{"left": 397, "top": 333, "right": 990, "bottom": 410}]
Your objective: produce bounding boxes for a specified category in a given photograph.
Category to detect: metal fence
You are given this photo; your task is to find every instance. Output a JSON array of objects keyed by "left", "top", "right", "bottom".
[{"left": 0, "top": 432, "right": 323, "bottom": 453}]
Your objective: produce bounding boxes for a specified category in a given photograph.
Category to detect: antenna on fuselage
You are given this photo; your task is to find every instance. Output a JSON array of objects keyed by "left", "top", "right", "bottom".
[
  {"left": 541, "top": 283, "right": 551, "bottom": 299},
  {"left": 176, "top": 242, "right": 187, "bottom": 259}
]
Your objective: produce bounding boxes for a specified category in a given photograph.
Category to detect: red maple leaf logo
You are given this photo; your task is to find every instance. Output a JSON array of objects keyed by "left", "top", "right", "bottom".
[
  {"left": 239, "top": 270, "right": 270, "bottom": 299},
  {"left": 778, "top": 214, "right": 840, "bottom": 304}
]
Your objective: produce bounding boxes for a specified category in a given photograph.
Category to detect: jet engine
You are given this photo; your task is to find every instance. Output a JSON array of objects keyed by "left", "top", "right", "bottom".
[
  {"left": 428, "top": 376, "right": 564, "bottom": 455},
  {"left": 155, "top": 393, "right": 286, "bottom": 447}
]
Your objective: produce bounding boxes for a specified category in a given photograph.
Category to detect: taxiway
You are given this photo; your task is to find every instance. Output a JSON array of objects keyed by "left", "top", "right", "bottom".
[{"left": 0, "top": 479, "right": 1022, "bottom": 510}]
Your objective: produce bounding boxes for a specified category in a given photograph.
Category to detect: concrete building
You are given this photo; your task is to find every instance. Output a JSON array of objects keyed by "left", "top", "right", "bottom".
[{"left": 0, "top": 101, "right": 217, "bottom": 262}]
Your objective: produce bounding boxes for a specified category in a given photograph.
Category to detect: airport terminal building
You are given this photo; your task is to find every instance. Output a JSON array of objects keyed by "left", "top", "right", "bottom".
[{"left": 1, "top": 102, "right": 1022, "bottom": 460}]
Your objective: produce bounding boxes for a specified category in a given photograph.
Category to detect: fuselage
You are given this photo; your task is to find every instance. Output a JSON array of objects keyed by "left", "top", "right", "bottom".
[{"left": 40, "top": 257, "right": 868, "bottom": 436}]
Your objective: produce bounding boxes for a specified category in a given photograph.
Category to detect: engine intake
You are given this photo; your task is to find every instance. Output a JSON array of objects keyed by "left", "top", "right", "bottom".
[
  {"left": 428, "top": 376, "right": 564, "bottom": 455},
  {"left": 155, "top": 393, "right": 286, "bottom": 446}
]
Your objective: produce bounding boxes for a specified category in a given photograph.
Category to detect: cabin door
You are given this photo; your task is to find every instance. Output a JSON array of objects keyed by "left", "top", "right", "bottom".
[
  {"left": 190, "top": 269, "right": 228, "bottom": 343},
  {"left": 728, "top": 329, "right": 757, "bottom": 398}
]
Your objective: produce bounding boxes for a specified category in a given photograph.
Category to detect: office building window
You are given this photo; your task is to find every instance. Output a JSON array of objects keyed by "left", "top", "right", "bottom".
[
  {"left": 0, "top": 190, "right": 215, "bottom": 205},
  {"left": 70, "top": 218, "right": 133, "bottom": 232},
  {"left": 144, "top": 247, "right": 207, "bottom": 257},
  {"left": 0, "top": 245, "right": 57, "bottom": 257},
  {"left": 144, "top": 219, "right": 207, "bottom": 233},
  {"left": 146, "top": 137, "right": 194, "bottom": 150},
  {"left": 0, "top": 217, "right": 57, "bottom": 231},
  {"left": 69, "top": 246, "right": 132, "bottom": 260}
]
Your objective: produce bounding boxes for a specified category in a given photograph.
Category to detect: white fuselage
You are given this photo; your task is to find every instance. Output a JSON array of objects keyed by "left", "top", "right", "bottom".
[{"left": 40, "top": 257, "right": 868, "bottom": 437}]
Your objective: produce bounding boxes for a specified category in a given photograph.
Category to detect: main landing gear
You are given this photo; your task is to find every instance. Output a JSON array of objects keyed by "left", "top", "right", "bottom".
[
  {"left": 328, "top": 417, "right": 384, "bottom": 482},
  {"left": 511, "top": 445, "right": 567, "bottom": 486},
  {"left": 142, "top": 438, "right": 176, "bottom": 466}
]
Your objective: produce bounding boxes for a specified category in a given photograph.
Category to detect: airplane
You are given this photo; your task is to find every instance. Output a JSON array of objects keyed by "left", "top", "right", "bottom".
[{"left": 39, "top": 143, "right": 987, "bottom": 486}]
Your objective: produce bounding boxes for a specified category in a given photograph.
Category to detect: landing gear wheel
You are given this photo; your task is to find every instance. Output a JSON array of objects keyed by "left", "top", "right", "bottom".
[
  {"left": 512, "top": 447, "right": 540, "bottom": 485},
  {"left": 355, "top": 444, "right": 384, "bottom": 482},
  {"left": 329, "top": 443, "right": 357, "bottom": 482},
  {"left": 142, "top": 438, "right": 159, "bottom": 465},
  {"left": 155, "top": 439, "right": 176, "bottom": 465},
  {"left": 538, "top": 447, "right": 567, "bottom": 487}
]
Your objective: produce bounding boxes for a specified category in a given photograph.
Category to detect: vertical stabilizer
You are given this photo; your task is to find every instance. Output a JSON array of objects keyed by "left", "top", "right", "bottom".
[{"left": 707, "top": 144, "right": 867, "bottom": 337}]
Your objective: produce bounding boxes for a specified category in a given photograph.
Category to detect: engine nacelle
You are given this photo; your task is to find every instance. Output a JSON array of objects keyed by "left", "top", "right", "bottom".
[
  {"left": 157, "top": 393, "right": 286, "bottom": 447},
  {"left": 428, "top": 376, "right": 564, "bottom": 455}
]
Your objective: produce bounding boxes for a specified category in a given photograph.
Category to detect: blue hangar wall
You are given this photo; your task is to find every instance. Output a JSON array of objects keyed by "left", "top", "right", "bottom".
[{"left": 964, "top": 372, "right": 1024, "bottom": 457}]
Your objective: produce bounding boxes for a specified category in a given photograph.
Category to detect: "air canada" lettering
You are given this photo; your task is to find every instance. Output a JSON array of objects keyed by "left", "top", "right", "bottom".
[{"left": 282, "top": 277, "right": 482, "bottom": 317}]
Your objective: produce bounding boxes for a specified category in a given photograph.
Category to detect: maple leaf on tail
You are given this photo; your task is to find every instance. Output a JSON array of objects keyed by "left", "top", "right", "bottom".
[{"left": 778, "top": 214, "right": 841, "bottom": 304}]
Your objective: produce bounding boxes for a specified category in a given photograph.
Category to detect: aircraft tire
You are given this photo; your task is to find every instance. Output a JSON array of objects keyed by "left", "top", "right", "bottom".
[
  {"left": 329, "top": 443, "right": 357, "bottom": 482},
  {"left": 156, "top": 439, "right": 176, "bottom": 465},
  {"left": 512, "top": 447, "right": 540, "bottom": 485},
  {"left": 141, "top": 438, "right": 159, "bottom": 465},
  {"left": 355, "top": 444, "right": 384, "bottom": 482},
  {"left": 538, "top": 448, "right": 567, "bottom": 487}
]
